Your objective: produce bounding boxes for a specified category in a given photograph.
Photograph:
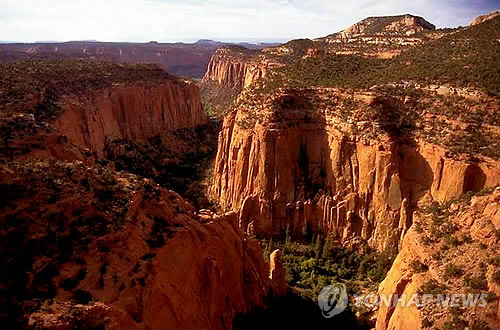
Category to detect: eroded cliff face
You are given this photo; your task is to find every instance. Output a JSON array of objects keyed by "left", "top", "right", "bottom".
[
  {"left": 210, "top": 88, "right": 500, "bottom": 251},
  {"left": 203, "top": 47, "right": 267, "bottom": 91},
  {"left": 52, "top": 80, "right": 206, "bottom": 158},
  {"left": 376, "top": 188, "right": 500, "bottom": 330}
]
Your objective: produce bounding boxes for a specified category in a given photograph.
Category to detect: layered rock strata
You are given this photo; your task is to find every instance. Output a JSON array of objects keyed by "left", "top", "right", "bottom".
[{"left": 210, "top": 89, "right": 500, "bottom": 251}]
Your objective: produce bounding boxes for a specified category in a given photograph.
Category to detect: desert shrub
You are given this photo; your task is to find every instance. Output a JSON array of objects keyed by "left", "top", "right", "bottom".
[
  {"left": 487, "top": 256, "right": 500, "bottom": 267},
  {"left": 421, "top": 318, "right": 432, "bottom": 328},
  {"left": 463, "top": 274, "right": 488, "bottom": 290},
  {"left": 485, "top": 291, "right": 497, "bottom": 303},
  {"left": 410, "top": 260, "right": 429, "bottom": 273},
  {"left": 444, "top": 264, "right": 464, "bottom": 280},
  {"left": 418, "top": 279, "right": 447, "bottom": 295},
  {"left": 492, "top": 270, "right": 500, "bottom": 285},
  {"left": 469, "top": 320, "right": 489, "bottom": 330}
]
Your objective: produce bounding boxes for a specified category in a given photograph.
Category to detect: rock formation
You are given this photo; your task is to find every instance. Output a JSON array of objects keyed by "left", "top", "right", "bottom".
[
  {"left": 376, "top": 188, "right": 500, "bottom": 329},
  {"left": 269, "top": 249, "right": 288, "bottom": 296},
  {"left": 0, "top": 61, "right": 207, "bottom": 160},
  {"left": 470, "top": 10, "right": 500, "bottom": 26},
  {"left": 54, "top": 81, "right": 206, "bottom": 158},
  {"left": 335, "top": 15, "right": 436, "bottom": 39},
  {"left": 0, "top": 163, "right": 269, "bottom": 329},
  {"left": 209, "top": 87, "right": 500, "bottom": 251},
  {"left": 0, "top": 61, "right": 280, "bottom": 329},
  {"left": 203, "top": 47, "right": 268, "bottom": 91}
]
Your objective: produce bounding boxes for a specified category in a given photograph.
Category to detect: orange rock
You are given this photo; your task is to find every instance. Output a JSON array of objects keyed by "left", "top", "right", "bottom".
[
  {"left": 203, "top": 48, "right": 266, "bottom": 91},
  {"left": 53, "top": 81, "right": 206, "bottom": 158},
  {"left": 376, "top": 189, "right": 500, "bottom": 330},
  {"left": 210, "top": 91, "right": 500, "bottom": 251},
  {"left": 269, "top": 249, "right": 287, "bottom": 296}
]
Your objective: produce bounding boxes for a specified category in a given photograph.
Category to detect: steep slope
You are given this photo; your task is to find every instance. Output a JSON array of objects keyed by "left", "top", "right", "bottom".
[
  {"left": 209, "top": 16, "right": 500, "bottom": 250},
  {"left": 0, "top": 161, "right": 270, "bottom": 329},
  {"left": 376, "top": 188, "right": 500, "bottom": 329},
  {"left": 200, "top": 46, "right": 272, "bottom": 117},
  {"left": 206, "top": 12, "right": 500, "bottom": 328},
  {"left": 0, "top": 60, "right": 279, "bottom": 329},
  {"left": 203, "top": 46, "right": 265, "bottom": 91}
]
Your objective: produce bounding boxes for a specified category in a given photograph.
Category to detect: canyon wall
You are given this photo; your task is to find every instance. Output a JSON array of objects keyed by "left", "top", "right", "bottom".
[
  {"left": 203, "top": 48, "right": 267, "bottom": 91},
  {"left": 210, "top": 92, "right": 500, "bottom": 251},
  {"left": 52, "top": 80, "right": 207, "bottom": 158},
  {"left": 376, "top": 188, "right": 500, "bottom": 329},
  {"left": 69, "top": 208, "right": 270, "bottom": 329}
]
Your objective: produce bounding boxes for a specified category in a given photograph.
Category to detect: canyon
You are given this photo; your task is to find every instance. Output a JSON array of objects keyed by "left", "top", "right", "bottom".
[
  {"left": 201, "top": 12, "right": 500, "bottom": 329},
  {"left": 0, "top": 61, "right": 285, "bottom": 328},
  {"left": 1, "top": 10, "right": 499, "bottom": 330}
]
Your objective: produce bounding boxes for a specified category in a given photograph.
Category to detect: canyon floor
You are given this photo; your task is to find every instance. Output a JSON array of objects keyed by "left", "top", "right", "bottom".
[{"left": 1, "top": 10, "right": 500, "bottom": 330}]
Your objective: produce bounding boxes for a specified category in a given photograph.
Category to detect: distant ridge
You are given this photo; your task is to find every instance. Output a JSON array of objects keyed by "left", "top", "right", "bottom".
[{"left": 325, "top": 14, "right": 435, "bottom": 39}]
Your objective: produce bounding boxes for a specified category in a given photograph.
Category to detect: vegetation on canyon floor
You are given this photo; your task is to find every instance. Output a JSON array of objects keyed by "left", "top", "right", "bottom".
[
  {"left": 261, "top": 232, "right": 395, "bottom": 326},
  {"left": 109, "top": 122, "right": 220, "bottom": 210}
]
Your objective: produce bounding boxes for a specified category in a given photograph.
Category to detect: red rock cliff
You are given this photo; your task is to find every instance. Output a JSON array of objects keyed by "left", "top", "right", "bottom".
[
  {"left": 53, "top": 80, "right": 206, "bottom": 158},
  {"left": 0, "top": 163, "right": 269, "bottom": 329},
  {"left": 203, "top": 47, "right": 267, "bottom": 91},
  {"left": 210, "top": 89, "right": 500, "bottom": 250}
]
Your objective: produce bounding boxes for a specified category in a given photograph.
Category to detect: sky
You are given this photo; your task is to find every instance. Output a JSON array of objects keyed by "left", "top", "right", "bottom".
[{"left": 0, "top": 0, "right": 499, "bottom": 43}]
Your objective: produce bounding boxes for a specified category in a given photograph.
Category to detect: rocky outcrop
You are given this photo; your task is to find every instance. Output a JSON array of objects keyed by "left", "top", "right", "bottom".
[
  {"left": 335, "top": 15, "right": 435, "bottom": 38},
  {"left": 210, "top": 89, "right": 500, "bottom": 251},
  {"left": 376, "top": 188, "right": 500, "bottom": 329},
  {"left": 0, "top": 163, "right": 270, "bottom": 329},
  {"left": 203, "top": 47, "right": 266, "bottom": 91},
  {"left": 470, "top": 10, "right": 500, "bottom": 26},
  {"left": 53, "top": 80, "right": 206, "bottom": 158},
  {"left": 315, "top": 14, "right": 442, "bottom": 58},
  {"left": 269, "top": 249, "right": 287, "bottom": 296},
  {"left": 0, "top": 61, "right": 274, "bottom": 329}
]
